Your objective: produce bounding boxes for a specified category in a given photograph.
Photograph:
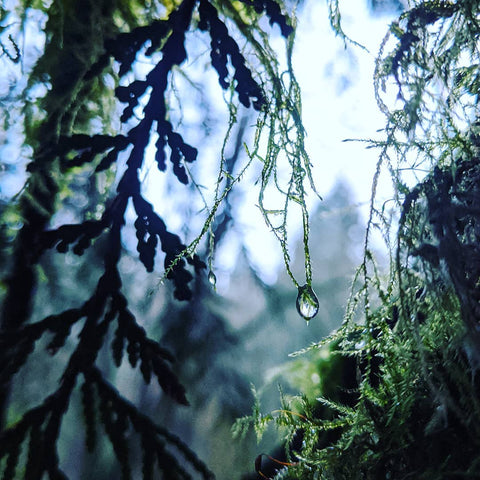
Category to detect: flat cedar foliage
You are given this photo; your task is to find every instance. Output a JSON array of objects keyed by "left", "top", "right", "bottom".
[
  {"left": 0, "top": 0, "right": 299, "bottom": 478},
  {"left": 2, "top": 0, "right": 480, "bottom": 479}
]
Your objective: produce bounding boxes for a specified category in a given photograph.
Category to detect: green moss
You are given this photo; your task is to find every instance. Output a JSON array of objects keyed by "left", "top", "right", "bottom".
[{"left": 238, "top": 1, "right": 480, "bottom": 478}]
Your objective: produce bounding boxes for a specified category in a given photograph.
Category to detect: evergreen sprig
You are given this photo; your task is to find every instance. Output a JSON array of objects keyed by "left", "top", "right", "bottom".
[
  {"left": 87, "top": 366, "right": 215, "bottom": 480},
  {"left": 0, "top": 213, "right": 197, "bottom": 477},
  {"left": 198, "top": 0, "right": 266, "bottom": 110},
  {"left": 1, "top": 0, "right": 298, "bottom": 477}
]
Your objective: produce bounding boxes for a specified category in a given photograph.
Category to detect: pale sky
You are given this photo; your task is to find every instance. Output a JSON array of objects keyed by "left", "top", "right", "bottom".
[
  {"left": 226, "top": 1, "right": 398, "bottom": 285},
  {"left": 121, "top": 1, "right": 400, "bottom": 287}
]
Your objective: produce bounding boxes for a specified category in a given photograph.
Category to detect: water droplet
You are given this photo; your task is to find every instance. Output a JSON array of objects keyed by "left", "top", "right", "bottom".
[
  {"left": 296, "top": 284, "right": 319, "bottom": 321},
  {"left": 355, "top": 339, "right": 366, "bottom": 350},
  {"left": 208, "top": 270, "right": 217, "bottom": 290}
]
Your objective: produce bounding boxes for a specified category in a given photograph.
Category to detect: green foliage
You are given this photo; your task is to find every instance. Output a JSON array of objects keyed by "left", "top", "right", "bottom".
[
  {"left": 238, "top": 1, "right": 480, "bottom": 478},
  {"left": 0, "top": 0, "right": 310, "bottom": 478},
  {"left": 237, "top": 285, "right": 480, "bottom": 478}
]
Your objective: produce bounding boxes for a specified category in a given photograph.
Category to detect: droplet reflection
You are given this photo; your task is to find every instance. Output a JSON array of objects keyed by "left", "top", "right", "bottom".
[
  {"left": 207, "top": 270, "right": 217, "bottom": 290},
  {"left": 296, "top": 284, "right": 319, "bottom": 321}
]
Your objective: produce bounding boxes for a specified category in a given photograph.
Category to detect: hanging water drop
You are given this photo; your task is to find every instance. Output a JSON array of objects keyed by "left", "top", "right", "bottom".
[
  {"left": 296, "top": 284, "right": 319, "bottom": 321},
  {"left": 208, "top": 270, "right": 217, "bottom": 290}
]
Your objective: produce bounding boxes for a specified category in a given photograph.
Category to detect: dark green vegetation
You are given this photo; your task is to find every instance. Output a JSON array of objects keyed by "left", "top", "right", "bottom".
[
  {"left": 235, "top": 1, "right": 480, "bottom": 478},
  {"left": 1, "top": 0, "right": 480, "bottom": 479}
]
